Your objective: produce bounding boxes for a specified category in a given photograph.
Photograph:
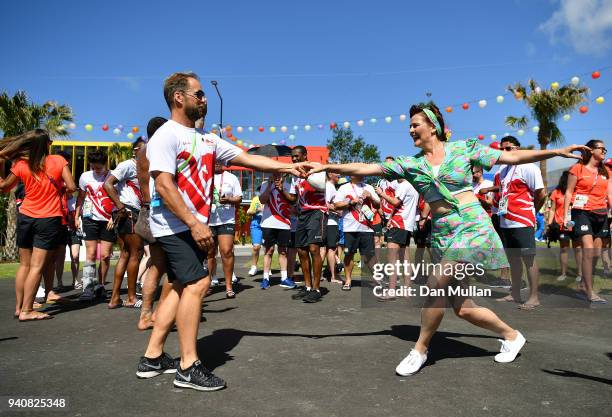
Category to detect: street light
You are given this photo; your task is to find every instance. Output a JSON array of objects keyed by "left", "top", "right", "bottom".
[{"left": 211, "top": 80, "right": 223, "bottom": 136}]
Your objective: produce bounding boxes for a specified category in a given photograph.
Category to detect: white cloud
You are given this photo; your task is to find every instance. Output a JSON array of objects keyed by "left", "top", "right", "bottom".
[{"left": 540, "top": 0, "right": 612, "bottom": 55}]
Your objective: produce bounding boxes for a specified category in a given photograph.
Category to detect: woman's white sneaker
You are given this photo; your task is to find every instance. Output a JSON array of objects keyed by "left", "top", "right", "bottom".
[
  {"left": 395, "top": 349, "right": 427, "bottom": 376},
  {"left": 494, "top": 331, "right": 526, "bottom": 363},
  {"left": 248, "top": 265, "right": 257, "bottom": 276}
]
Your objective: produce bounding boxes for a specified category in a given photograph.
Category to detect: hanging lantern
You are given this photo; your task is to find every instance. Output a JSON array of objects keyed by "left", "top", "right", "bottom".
[
  {"left": 236, "top": 126, "right": 243, "bottom": 133},
  {"left": 370, "top": 118, "right": 377, "bottom": 124},
  {"left": 490, "top": 142, "right": 500, "bottom": 149},
  {"left": 490, "top": 134, "right": 497, "bottom": 140},
  {"left": 478, "top": 135, "right": 484, "bottom": 140},
  {"left": 571, "top": 76, "right": 580, "bottom": 86},
  {"left": 357, "top": 120, "right": 365, "bottom": 127},
  {"left": 399, "top": 114, "right": 407, "bottom": 121},
  {"left": 592, "top": 71, "right": 601, "bottom": 79},
  {"left": 68, "top": 122, "right": 77, "bottom": 130},
  {"left": 517, "top": 129, "right": 525, "bottom": 136},
  {"left": 596, "top": 96, "right": 605, "bottom": 104},
  {"left": 478, "top": 100, "right": 487, "bottom": 108},
  {"left": 496, "top": 95, "right": 504, "bottom": 104},
  {"left": 304, "top": 124, "right": 312, "bottom": 131},
  {"left": 113, "top": 128, "right": 121, "bottom": 135},
  {"left": 127, "top": 132, "right": 134, "bottom": 139},
  {"left": 343, "top": 121, "right": 350, "bottom": 128},
  {"left": 462, "top": 103, "right": 469, "bottom": 110},
  {"left": 330, "top": 122, "right": 337, "bottom": 129},
  {"left": 248, "top": 126, "right": 254, "bottom": 132},
  {"left": 579, "top": 106, "right": 588, "bottom": 114},
  {"left": 293, "top": 125, "right": 299, "bottom": 131},
  {"left": 445, "top": 106, "right": 453, "bottom": 113},
  {"left": 269, "top": 126, "right": 277, "bottom": 133},
  {"left": 280, "top": 126, "right": 288, "bottom": 133},
  {"left": 258, "top": 127, "right": 265, "bottom": 132},
  {"left": 563, "top": 114, "right": 571, "bottom": 121},
  {"left": 102, "top": 124, "right": 109, "bottom": 131},
  {"left": 385, "top": 116, "right": 392, "bottom": 123},
  {"left": 550, "top": 82, "right": 559, "bottom": 90},
  {"left": 85, "top": 124, "right": 93, "bottom": 131},
  {"left": 532, "top": 126, "right": 540, "bottom": 133}
]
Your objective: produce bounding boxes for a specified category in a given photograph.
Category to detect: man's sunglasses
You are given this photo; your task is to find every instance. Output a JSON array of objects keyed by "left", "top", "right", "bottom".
[
  {"left": 181, "top": 90, "right": 206, "bottom": 100},
  {"left": 502, "top": 146, "right": 517, "bottom": 151}
]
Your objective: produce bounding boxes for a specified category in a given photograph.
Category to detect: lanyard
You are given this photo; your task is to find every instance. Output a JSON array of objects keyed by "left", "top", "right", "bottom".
[
  {"left": 350, "top": 183, "right": 362, "bottom": 199},
  {"left": 500, "top": 166, "right": 517, "bottom": 198}
]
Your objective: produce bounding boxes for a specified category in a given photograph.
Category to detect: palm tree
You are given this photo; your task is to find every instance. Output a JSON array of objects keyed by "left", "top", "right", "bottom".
[
  {"left": 0, "top": 90, "right": 74, "bottom": 260},
  {"left": 108, "top": 143, "right": 133, "bottom": 169},
  {"left": 506, "top": 80, "right": 588, "bottom": 188}
]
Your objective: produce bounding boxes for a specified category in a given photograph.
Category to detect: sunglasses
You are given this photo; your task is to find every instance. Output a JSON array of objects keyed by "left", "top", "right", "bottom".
[
  {"left": 182, "top": 90, "right": 206, "bottom": 101},
  {"left": 592, "top": 146, "right": 607, "bottom": 154},
  {"left": 502, "top": 146, "right": 517, "bottom": 151}
]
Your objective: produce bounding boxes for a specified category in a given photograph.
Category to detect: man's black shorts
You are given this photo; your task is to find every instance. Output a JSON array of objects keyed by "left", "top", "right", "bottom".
[
  {"left": 82, "top": 217, "right": 117, "bottom": 242},
  {"left": 210, "top": 223, "right": 235, "bottom": 237},
  {"left": 385, "top": 227, "right": 412, "bottom": 247},
  {"left": 571, "top": 209, "right": 609, "bottom": 239},
  {"left": 372, "top": 223, "right": 383, "bottom": 237},
  {"left": 113, "top": 205, "right": 140, "bottom": 235},
  {"left": 295, "top": 210, "right": 326, "bottom": 248},
  {"left": 157, "top": 230, "right": 209, "bottom": 285},
  {"left": 69, "top": 229, "right": 82, "bottom": 246},
  {"left": 17, "top": 214, "right": 62, "bottom": 250},
  {"left": 344, "top": 231, "right": 375, "bottom": 257},
  {"left": 262, "top": 227, "right": 291, "bottom": 248},
  {"left": 501, "top": 226, "right": 536, "bottom": 256},
  {"left": 325, "top": 224, "right": 339, "bottom": 248},
  {"left": 413, "top": 219, "right": 431, "bottom": 247}
]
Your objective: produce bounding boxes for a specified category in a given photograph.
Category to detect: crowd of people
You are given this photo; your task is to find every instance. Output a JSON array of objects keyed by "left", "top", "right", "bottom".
[{"left": 1, "top": 70, "right": 610, "bottom": 391}]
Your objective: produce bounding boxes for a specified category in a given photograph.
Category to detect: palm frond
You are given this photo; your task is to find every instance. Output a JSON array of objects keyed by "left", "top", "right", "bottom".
[{"left": 505, "top": 115, "right": 528, "bottom": 129}]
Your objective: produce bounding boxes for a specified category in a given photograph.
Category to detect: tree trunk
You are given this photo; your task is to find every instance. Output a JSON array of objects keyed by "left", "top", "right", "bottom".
[
  {"left": 539, "top": 141, "right": 548, "bottom": 191},
  {"left": 1, "top": 191, "right": 19, "bottom": 261}
]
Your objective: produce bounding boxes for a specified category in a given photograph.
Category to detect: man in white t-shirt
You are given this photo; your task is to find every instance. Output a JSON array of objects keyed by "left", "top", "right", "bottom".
[
  {"left": 497, "top": 136, "right": 545, "bottom": 310},
  {"left": 334, "top": 175, "right": 380, "bottom": 290},
  {"left": 207, "top": 161, "right": 242, "bottom": 297},
  {"left": 322, "top": 172, "right": 343, "bottom": 283},
  {"left": 258, "top": 173, "right": 296, "bottom": 289},
  {"left": 136, "top": 72, "right": 306, "bottom": 392}
]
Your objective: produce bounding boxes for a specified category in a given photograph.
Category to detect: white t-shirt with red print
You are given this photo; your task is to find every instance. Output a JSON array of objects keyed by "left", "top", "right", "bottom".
[
  {"left": 334, "top": 182, "right": 380, "bottom": 233},
  {"left": 289, "top": 177, "right": 327, "bottom": 213},
  {"left": 497, "top": 163, "right": 544, "bottom": 229},
  {"left": 147, "top": 120, "right": 242, "bottom": 238},
  {"left": 260, "top": 180, "right": 292, "bottom": 230},
  {"left": 111, "top": 159, "right": 142, "bottom": 210},
  {"left": 209, "top": 171, "right": 242, "bottom": 226},
  {"left": 378, "top": 179, "right": 398, "bottom": 220},
  {"left": 387, "top": 180, "right": 419, "bottom": 231},
  {"left": 326, "top": 182, "right": 338, "bottom": 226},
  {"left": 79, "top": 170, "right": 113, "bottom": 221}
]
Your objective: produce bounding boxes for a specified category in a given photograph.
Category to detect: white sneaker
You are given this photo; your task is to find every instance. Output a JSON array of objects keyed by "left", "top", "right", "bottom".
[
  {"left": 36, "top": 285, "right": 45, "bottom": 299},
  {"left": 248, "top": 265, "right": 257, "bottom": 276},
  {"left": 232, "top": 273, "right": 238, "bottom": 284},
  {"left": 494, "top": 331, "right": 526, "bottom": 363},
  {"left": 211, "top": 279, "right": 219, "bottom": 286},
  {"left": 395, "top": 349, "right": 427, "bottom": 376},
  {"left": 575, "top": 275, "right": 582, "bottom": 282},
  {"left": 556, "top": 274, "right": 567, "bottom": 281}
]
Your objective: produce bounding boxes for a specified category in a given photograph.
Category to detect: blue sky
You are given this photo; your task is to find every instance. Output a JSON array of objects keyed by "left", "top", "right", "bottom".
[{"left": 1, "top": 0, "right": 610, "bottom": 170}]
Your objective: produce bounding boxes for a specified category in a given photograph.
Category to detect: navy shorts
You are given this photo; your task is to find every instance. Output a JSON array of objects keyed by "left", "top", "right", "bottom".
[{"left": 157, "top": 231, "right": 209, "bottom": 285}]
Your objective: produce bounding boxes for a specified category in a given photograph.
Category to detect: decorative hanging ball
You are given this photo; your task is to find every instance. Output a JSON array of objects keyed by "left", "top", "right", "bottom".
[
  {"left": 605, "top": 158, "right": 612, "bottom": 167},
  {"left": 132, "top": 126, "right": 139, "bottom": 133},
  {"left": 269, "top": 126, "right": 276, "bottom": 133},
  {"left": 399, "top": 114, "right": 407, "bottom": 121},
  {"left": 592, "top": 71, "right": 601, "bottom": 79},
  {"left": 385, "top": 116, "right": 392, "bottom": 123},
  {"left": 258, "top": 126, "right": 265, "bottom": 132},
  {"left": 517, "top": 129, "right": 525, "bottom": 136},
  {"left": 85, "top": 124, "right": 93, "bottom": 131},
  {"left": 211, "top": 124, "right": 218, "bottom": 129},
  {"left": 550, "top": 82, "right": 559, "bottom": 90},
  {"left": 478, "top": 135, "right": 484, "bottom": 140},
  {"left": 293, "top": 125, "right": 299, "bottom": 131},
  {"left": 490, "top": 134, "right": 497, "bottom": 140},
  {"left": 357, "top": 120, "right": 365, "bottom": 127},
  {"left": 102, "top": 124, "right": 109, "bottom": 131},
  {"left": 248, "top": 126, "right": 254, "bottom": 132},
  {"left": 370, "top": 118, "right": 377, "bottom": 124},
  {"left": 330, "top": 122, "right": 337, "bottom": 129},
  {"left": 514, "top": 91, "right": 523, "bottom": 100},
  {"left": 596, "top": 96, "right": 605, "bottom": 104},
  {"left": 532, "top": 126, "right": 540, "bottom": 133},
  {"left": 304, "top": 125, "right": 312, "bottom": 131},
  {"left": 113, "top": 128, "right": 121, "bottom": 135},
  {"left": 237, "top": 140, "right": 243, "bottom": 145},
  {"left": 279, "top": 140, "right": 286, "bottom": 145},
  {"left": 571, "top": 76, "right": 580, "bottom": 86},
  {"left": 445, "top": 106, "right": 453, "bottom": 113},
  {"left": 68, "top": 122, "right": 77, "bottom": 130},
  {"left": 343, "top": 121, "right": 350, "bottom": 129},
  {"left": 478, "top": 100, "right": 487, "bottom": 108},
  {"left": 579, "top": 105, "right": 588, "bottom": 114},
  {"left": 490, "top": 142, "right": 500, "bottom": 149},
  {"left": 236, "top": 126, "right": 243, "bottom": 133},
  {"left": 496, "top": 95, "right": 504, "bottom": 103},
  {"left": 289, "top": 134, "right": 296, "bottom": 140},
  {"left": 462, "top": 103, "right": 469, "bottom": 110},
  {"left": 317, "top": 124, "right": 324, "bottom": 130},
  {"left": 280, "top": 126, "right": 288, "bottom": 133},
  {"left": 127, "top": 132, "right": 134, "bottom": 139},
  {"left": 563, "top": 114, "right": 571, "bottom": 121}
]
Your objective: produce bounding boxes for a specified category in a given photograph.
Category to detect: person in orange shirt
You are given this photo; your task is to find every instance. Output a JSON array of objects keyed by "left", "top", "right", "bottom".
[
  {"left": 547, "top": 171, "right": 582, "bottom": 281},
  {"left": 0, "top": 129, "right": 77, "bottom": 321},
  {"left": 563, "top": 139, "right": 612, "bottom": 303}
]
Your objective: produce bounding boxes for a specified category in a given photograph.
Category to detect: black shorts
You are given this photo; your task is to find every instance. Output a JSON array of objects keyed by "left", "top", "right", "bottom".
[
  {"left": 501, "top": 227, "right": 536, "bottom": 256},
  {"left": 571, "top": 209, "right": 609, "bottom": 239},
  {"left": 372, "top": 223, "right": 383, "bottom": 237},
  {"left": 69, "top": 229, "right": 82, "bottom": 246},
  {"left": 82, "top": 217, "right": 117, "bottom": 242},
  {"left": 413, "top": 219, "right": 432, "bottom": 247},
  {"left": 17, "top": 214, "right": 62, "bottom": 250},
  {"left": 295, "top": 210, "right": 326, "bottom": 248},
  {"left": 288, "top": 231, "right": 296, "bottom": 249},
  {"left": 385, "top": 227, "right": 412, "bottom": 247},
  {"left": 491, "top": 214, "right": 504, "bottom": 243},
  {"left": 113, "top": 206, "right": 139, "bottom": 235},
  {"left": 262, "top": 227, "right": 291, "bottom": 248},
  {"left": 210, "top": 223, "right": 235, "bottom": 237},
  {"left": 157, "top": 230, "right": 209, "bottom": 285},
  {"left": 344, "top": 231, "right": 375, "bottom": 257},
  {"left": 325, "top": 224, "right": 339, "bottom": 248},
  {"left": 558, "top": 229, "right": 575, "bottom": 242}
]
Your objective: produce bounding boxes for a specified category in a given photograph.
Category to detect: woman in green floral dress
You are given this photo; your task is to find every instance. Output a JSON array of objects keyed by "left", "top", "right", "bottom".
[{"left": 307, "top": 103, "right": 586, "bottom": 376}]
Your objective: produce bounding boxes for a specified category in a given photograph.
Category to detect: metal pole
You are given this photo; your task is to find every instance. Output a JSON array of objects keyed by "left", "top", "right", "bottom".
[{"left": 211, "top": 80, "right": 223, "bottom": 135}]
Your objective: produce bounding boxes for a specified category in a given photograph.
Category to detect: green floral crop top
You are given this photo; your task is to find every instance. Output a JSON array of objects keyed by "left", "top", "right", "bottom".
[{"left": 378, "top": 138, "right": 502, "bottom": 208}]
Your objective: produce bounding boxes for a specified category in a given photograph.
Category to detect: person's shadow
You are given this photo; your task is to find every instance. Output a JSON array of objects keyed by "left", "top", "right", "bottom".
[{"left": 197, "top": 324, "right": 497, "bottom": 371}]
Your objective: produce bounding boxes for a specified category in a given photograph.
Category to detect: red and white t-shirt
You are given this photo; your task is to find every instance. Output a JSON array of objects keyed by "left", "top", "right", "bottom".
[
  {"left": 209, "top": 171, "right": 242, "bottom": 226},
  {"left": 260, "top": 180, "right": 292, "bottom": 230},
  {"left": 111, "top": 159, "right": 142, "bottom": 210},
  {"left": 147, "top": 120, "right": 242, "bottom": 238},
  {"left": 473, "top": 178, "right": 494, "bottom": 216},
  {"left": 388, "top": 180, "right": 418, "bottom": 231},
  {"left": 79, "top": 170, "right": 114, "bottom": 221},
  {"left": 498, "top": 163, "right": 544, "bottom": 229},
  {"left": 334, "top": 182, "right": 380, "bottom": 233},
  {"left": 289, "top": 177, "right": 327, "bottom": 213},
  {"left": 378, "top": 179, "right": 398, "bottom": 220}
]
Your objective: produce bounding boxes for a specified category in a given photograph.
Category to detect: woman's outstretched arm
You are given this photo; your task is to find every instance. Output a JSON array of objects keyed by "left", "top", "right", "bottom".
[{"left": 307, "top": 162, "right": 384, "bottom": 177}]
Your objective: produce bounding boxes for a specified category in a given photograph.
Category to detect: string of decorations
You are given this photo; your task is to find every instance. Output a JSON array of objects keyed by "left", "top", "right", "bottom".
[{"left": 61, "top": 67, "right": 610, "bottom": 149}]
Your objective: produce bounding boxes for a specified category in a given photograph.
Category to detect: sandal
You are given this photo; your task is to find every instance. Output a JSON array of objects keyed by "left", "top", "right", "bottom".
[
  {"left": 226, "top": 290, "right": 236, "bottom": 299},
  {"left": 108, "top": 300, "right": 124, "bottom": 309},
  {"left": 341, "top": 284, "right": 351, "bottom": 291},
  {"left": 589, "top": 296, "right": 608, "bottom": 304},
  {"left": 518, "top": 303, "right": 540, "bottom": 311}
]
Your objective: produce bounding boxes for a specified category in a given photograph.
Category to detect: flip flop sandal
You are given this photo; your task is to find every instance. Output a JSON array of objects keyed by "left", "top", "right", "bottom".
[
  {"left": 226, "top": 290, "right": 236, "bottom": 299},
  {"left": 341, "top": 284, "right": 351, "bottom": 291},
  {"left": 590, "top": 297, "right": 608, "bottom": 304},
  {"left": 108, "top": 300, "right": 124, "bottom": 309},
  {"left": 518, "top": 303, "right": 540, "bottom": 311}
]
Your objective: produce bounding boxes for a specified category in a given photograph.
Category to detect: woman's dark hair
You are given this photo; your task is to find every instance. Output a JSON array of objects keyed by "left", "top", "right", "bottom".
[
  {"left": 0, "top": 129, "right": 51, "bottom": 175},
  {"left": 409, "top": 102, "right": 447, "bottom": 142},
  {"left": 87, "top": 148, "right": 107, "bottom": 165},
  {"left": 500, "top": 136, "right": 521, "bottom": 147},
  {"left": 581, "top": 139, "right": 609, "bottom": 179},
  {"left": 555, "top": 170, "right": 569, "bottom": 194},
  {"left": 132, "top": 137, "right": 146, "bottom": 150}
]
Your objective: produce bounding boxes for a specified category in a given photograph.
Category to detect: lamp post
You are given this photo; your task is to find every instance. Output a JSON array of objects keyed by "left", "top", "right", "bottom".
[{"left": 211, "top": 80, "right": 223, "bottom": 136}]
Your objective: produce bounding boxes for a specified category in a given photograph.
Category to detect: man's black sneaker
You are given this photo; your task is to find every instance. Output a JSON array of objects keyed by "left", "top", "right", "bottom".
[
  {"left": 174, "top": 360, "right": 226, "bottom": 392},
  {"left": 291, "top": 287, "right": 309, "bottom": 300},
  {"left": 136, "top": 352, "right": 177, "bottom": 378},
  {"left": 136, "top": 283, "right": 143, "bottom": 297},
  {"left": 303, "top": 290, "right": 322, "bottom": 303},
  {"left": 335, "top": 263, "right": 344, "bottom": 274}
]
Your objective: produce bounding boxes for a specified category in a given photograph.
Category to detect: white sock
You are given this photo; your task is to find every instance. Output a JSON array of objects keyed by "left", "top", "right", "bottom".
[
  {"left": 263, "top": 271, "right": 270, "bottom": 280},
  {"left": 306, "top": 286, "right": 312, "bottom": 291},
  {"left": 281, "top": 270, "right": 288, "bottom": 280},
  {"left": 82, "top": 262, "right": 96, "bottom": 288}
]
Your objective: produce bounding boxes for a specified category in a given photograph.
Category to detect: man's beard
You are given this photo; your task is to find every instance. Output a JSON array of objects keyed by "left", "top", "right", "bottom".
[{"left": 186, "top": 103, "right": 207, "bottom": 122}]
